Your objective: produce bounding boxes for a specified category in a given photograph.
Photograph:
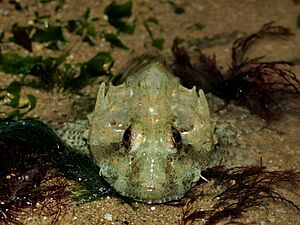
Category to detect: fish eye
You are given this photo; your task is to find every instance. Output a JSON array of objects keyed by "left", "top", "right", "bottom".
[
  {"left": 172, "top": 128, "right": 182, "bottom": 149},
  {"left": 123, "top": 126, "right": 131, "bottom": 149}
]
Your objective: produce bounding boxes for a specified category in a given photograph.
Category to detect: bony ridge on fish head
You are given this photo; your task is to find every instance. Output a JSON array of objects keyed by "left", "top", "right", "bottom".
[{"left": 88, "top": 59, "right": 216, "bottom": 204}]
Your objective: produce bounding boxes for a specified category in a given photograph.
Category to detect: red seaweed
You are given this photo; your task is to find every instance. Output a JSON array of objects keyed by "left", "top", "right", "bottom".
[
  {"left": 0, "top": 139, "right": 70, "bottom": 225},
  {"left": 172, "top": 22, "right": 300, "bottom": 121},
  {"left": 180, "top": 166, "right": 300, "bottom": 225}
]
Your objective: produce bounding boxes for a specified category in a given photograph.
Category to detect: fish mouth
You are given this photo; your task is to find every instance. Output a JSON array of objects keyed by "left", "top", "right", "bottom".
[
  {"left": 100, "top": 169, "right": 201, "bottom": 204},
  {"left": 106, "top": 178, "right": 195, "bottom": 204},
  {"left": 104, "top": 179, "right": 187, "bottom": 204},
  {"left": 133, "top": 195, "right": 184, "bottom": 204},
  {"left": 118, "top": 191, "right": 185, "bottom": 204},
  {"left": 101, "top": 174, "right": 189, "bottom": 204}
]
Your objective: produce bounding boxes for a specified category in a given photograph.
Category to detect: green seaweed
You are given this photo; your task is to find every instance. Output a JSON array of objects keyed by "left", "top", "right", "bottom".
[
  {"left": 31, "top": 25, "right": 66, "bottom": 49},
  {"left": 0, "top": 81, "right": 37, "bottom": 119},
  {"left": 8, "top": 0, "right": 22, "bottom": 10},
  {"left": 188, "top": 23, "right": 205, "bottom": 31},
  {"left": 11, "top": 24, "right": 33, "bottom": 52},
  {"left": 151, "top": 38, "right": 164, "bottom": 50},
  {"left": 0, "top": 29, "right": 4, "bottom": 43},
  {"left": 104, "top": 0, "right": 135, "bottom": 34},
  {"left": 0, "top": 51, "right": 41, "bottom": 75},
  {"left": 0, "top": 50, "right": 113, "bottom": 92},
  {"left": 143, "top": 17, "right": 165, "bottom": 50},
  {"left": 10, "top": 21, "right": 66, "bottom": 51},
  {"left": 66, "top": 8, "right": 98, "bottom": 45},
  {"left": 101, "top": 32, "right": 129, "bottom": 49},
  {"left": 40, "top": 0, "right": 53, "bottom": 3},
  {"left": 168, "top": 1, "right": 185, "bottom": 14},
  {"left": 63, "top": 51, "right": 114, "bottom": 91},
  {"left": 1, "top": 6, "right": 117, "bottom": 95},
  {"left": 297, "top": 14, "right": 300, "bottom": 28},
  {"left": 29, "top": 52, "right": 69, "bottom": 89}
]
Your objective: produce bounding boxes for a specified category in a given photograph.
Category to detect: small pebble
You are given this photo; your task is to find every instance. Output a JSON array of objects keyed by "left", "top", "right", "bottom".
[
  {"left": 104, "top": 213, "right": 113, "bottom": 221},
  {"left": 2, "top": 9, "right": 10, "bottom": 16}
]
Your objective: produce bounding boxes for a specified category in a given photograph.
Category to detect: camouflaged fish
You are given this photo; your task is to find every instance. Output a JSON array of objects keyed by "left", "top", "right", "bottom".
[{"left": 59, "top": 56, "right": 218, "bottom": 204}]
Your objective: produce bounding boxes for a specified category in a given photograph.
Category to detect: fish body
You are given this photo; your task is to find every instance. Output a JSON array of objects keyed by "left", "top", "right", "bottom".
[{"left": 60, "top": 57, "right": 217, "bottom": 204}]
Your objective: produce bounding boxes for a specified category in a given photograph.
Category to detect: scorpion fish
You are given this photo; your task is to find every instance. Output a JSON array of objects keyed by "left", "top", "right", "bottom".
[{"left": 59, "top": 56, "right": 219, "bottom": 204}]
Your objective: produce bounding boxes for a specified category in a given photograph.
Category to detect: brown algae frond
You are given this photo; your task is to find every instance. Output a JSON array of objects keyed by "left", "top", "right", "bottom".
[{"left": 172, "top": 22, "right": 299, "bottom": 121}]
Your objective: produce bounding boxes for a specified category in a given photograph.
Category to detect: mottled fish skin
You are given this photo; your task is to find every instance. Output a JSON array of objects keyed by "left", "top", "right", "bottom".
[
  {"left": 57, "top": 120, "right": 90, "bottom": 155},
  {"left": 87, "top": 57, "right": 217, "bottom": 204}
]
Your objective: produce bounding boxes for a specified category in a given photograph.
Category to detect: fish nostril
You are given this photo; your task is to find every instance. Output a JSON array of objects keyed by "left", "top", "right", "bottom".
[
  {"left": 172, "top": 127, "right": 182, "bottom": 149},
  {"left": 146, "top": 185, "right": 155, "bottom": 192},
  {"left": 123, "top": 126, "right": 131, "bottom": 149}
]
